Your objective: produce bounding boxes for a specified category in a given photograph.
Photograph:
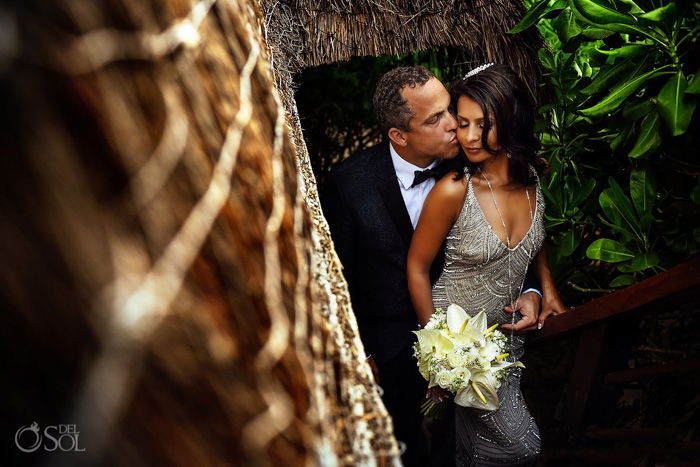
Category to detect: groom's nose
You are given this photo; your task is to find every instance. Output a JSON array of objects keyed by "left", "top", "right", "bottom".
[{"left": 444, "top": 111, "right": 457, "bottom": 131}]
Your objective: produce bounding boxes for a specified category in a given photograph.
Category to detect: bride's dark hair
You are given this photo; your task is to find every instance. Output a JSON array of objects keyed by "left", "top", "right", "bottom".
[{"left": 445, "top": 63, "right": 544, "bottom": 185}]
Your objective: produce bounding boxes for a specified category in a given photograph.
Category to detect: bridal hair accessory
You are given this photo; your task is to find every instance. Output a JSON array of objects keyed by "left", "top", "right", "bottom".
[{"left": 463, "top": 62, "right": 494, "bottom": 80}]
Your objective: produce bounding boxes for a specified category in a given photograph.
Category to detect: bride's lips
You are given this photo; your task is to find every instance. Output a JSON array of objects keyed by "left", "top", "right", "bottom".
[{"left": 465, "top": 147, "right": 483, "bottom": 154}]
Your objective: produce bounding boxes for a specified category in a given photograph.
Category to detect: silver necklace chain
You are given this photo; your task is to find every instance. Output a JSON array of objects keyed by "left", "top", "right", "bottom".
[{"left": 478, "top": 166, "right": 534, "bottom": 360}]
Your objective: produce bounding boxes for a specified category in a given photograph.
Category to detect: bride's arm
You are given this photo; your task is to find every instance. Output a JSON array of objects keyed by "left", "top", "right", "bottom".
[
  {"left": 534, "top": 243, "right": 571, "bottom": 326},
  {"left": 407, "top": 174, "right": 466, "bottom": 326}
]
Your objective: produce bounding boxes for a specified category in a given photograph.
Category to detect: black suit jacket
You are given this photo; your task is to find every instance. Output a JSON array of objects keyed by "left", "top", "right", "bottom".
[{"left": 322, "top": 141, "right": 539, "bottom": 364}]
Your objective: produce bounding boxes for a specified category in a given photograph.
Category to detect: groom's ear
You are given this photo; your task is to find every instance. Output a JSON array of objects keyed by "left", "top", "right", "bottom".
[{"left": 388, "top": 127, "right": 408, "bottom": 147}]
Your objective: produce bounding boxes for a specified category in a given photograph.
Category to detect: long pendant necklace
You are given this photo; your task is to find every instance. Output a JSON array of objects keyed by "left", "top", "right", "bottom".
[{"left": 479, "top": 166, "right": 534, "bottom": 359}]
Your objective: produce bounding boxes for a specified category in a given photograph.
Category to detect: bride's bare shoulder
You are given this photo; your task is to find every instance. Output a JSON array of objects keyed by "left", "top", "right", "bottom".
[{"left": 431, "top": 171, "right": 468, "bottom": 200}]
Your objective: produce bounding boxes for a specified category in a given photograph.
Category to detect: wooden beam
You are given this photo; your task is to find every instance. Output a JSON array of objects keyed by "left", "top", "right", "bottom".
[
  {"left": 604, "top": 360, "right": 700, "bottom": 385},
  {"left": 531, "top": 256, "right": 700, "bottom": 343},
  {"left": 584, "top": 426, "right": 679, "bottom": 442}
]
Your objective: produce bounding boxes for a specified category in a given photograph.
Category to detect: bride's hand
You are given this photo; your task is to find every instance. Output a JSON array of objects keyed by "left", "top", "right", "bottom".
[{"left": 538, "top": 286, "right": 571, "bottom": 328}]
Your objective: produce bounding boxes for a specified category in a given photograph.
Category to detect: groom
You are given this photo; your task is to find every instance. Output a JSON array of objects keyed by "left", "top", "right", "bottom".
[{"left": 323, "top": 66, "right": 541, "bottom": 465}]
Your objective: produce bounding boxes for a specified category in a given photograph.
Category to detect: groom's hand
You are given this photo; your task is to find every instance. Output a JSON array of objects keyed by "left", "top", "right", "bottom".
[{"left": 500, "top": 291, "right": 541, "bottom": 333}]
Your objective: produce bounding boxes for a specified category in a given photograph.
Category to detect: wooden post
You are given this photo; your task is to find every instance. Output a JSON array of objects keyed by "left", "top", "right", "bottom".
[{"left": 564, "top": 324, "right": 606, "bottom": 441}]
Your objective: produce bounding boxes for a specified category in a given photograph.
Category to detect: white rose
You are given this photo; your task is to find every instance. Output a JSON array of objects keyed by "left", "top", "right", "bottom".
[
  {"left": 446, "top": 352, "right": 465, "bottom": 368},
  {"left": 434, "top": 370, "right": 453, "bottom": 389},
  {"left": 450, "top": 367, "right": 472, "bottom": 386}
]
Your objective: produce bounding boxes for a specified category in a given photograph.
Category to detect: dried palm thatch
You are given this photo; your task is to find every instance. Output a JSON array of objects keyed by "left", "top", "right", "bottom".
[
  {"left": 1, "top": 0, "right": 542, "bottom": 465},
  {"left": 1, "top": 0, "right": 394, "bottom": 465},
  {"left": 262, "top": 0, "right": 544, "bottom": 102}
]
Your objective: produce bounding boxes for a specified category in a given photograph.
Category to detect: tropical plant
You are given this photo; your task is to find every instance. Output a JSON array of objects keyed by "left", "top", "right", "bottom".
[{"left": 510, "top": 0, "right": 700, "bottom": 296}]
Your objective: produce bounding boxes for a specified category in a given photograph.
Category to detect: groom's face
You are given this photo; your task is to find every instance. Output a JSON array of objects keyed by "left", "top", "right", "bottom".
[{"left": 400, "top": 78, "right": 459, "bottom": 161}]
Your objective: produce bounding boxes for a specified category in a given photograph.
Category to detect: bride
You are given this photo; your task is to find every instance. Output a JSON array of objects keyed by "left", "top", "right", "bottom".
[{"left": 407, "top": 63, "right": 566, "bottom": 466}]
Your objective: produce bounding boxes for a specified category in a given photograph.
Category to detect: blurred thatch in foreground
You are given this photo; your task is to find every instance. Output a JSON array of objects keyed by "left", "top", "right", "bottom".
[
  {"left": 1, "top": 0, "right": 541, "bottom": 465},
  {"left": 0, "top": 0, "right": 392, "bottom": 465}
]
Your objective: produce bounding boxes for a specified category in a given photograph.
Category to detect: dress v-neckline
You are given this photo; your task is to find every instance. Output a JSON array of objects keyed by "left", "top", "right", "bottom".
[{"left": 468, "top": 174, "right": 538, "bottom": 251}]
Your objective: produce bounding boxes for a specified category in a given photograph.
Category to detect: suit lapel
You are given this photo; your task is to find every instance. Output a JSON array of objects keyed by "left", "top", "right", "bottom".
[{"left": 375, "top": 142, "right": 414, "bottom": 248}]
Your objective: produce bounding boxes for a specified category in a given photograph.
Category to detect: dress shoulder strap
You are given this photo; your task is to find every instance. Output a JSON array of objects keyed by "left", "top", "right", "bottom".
[{"left": 528, "top": 164, "right": 540, "bottom": 184}]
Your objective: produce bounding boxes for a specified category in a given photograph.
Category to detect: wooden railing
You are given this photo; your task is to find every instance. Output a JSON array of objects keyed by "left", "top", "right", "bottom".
[
  {"left": 526, "top": 256, "right": 700, "bottom": 465},
  {"left": 532, "top": 255, "right": 700, "bottom": 342}
]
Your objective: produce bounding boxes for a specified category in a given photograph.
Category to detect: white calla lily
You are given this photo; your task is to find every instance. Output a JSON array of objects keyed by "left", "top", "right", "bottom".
[
  {"left": 446, "top": 304, "right": 468, "bottom": 333},
  {"left": 413, "top": 329, "right": 454, "bottom": 355},
  {"left": 454, "top": 371, "right": 500, "bottom": 410},
  {"left": 465, "top": 310, "right": 488, "bottom": 334}
]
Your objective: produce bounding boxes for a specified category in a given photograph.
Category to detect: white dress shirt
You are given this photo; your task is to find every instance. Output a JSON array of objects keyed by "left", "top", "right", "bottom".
[
  {"left": 389, "top": 143, "right": 439, "bottom": 229},
  {"left": 389, "top": 143, "right": 541, "bottom": 298}
]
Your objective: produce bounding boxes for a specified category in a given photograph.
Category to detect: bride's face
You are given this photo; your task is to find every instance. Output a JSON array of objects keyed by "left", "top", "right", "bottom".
[{"left": 456, "top": 95, "right": 502, "bottom": 163}]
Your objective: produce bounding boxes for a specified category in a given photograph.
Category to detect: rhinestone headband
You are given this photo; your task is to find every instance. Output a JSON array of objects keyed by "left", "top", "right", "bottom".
[{"left": 463, "top": 62, "right": 494, "bottom": 80}]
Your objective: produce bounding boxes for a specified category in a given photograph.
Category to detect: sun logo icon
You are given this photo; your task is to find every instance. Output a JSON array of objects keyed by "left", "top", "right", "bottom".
[{"left": 15, "top": 421, "right": 42, "bottom": 453}]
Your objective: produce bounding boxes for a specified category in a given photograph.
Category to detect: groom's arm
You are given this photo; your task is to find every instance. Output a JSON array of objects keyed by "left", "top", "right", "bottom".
[
  {"left": 323, "top": 175, "right": 381, "bottom": 380},
  {"left": 322, "top": 174, "right": 357, "bottom": 285},
  {"left": 522, "top": 264, "right": 542, "bottom": 297}
]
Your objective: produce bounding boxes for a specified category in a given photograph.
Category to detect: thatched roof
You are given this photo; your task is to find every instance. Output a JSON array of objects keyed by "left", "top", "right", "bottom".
[{"left": 263, "top": 0, "right": 544, "bottom": 98}]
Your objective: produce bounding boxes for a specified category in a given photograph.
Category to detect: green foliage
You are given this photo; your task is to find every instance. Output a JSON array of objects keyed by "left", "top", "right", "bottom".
[{"left": 512, "top": 0, "right": 700, "bottom": 297}]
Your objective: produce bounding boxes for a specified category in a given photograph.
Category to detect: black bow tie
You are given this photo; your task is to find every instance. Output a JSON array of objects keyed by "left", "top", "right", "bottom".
[{"left": 410, "top": 166, "right": 441, "bottom": 188}]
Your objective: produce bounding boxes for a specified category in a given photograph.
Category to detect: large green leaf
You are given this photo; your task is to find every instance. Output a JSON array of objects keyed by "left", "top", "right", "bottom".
[
  {"left": 586, "top": 238, "right": 635, "bottom": 262},
  {"left": 687, "top": 70, "right": 700, "bottom": 95},
  {"left": 556, "top": 8, "right": 583, "bottom": 43},
  {"left": 639, "top": 2, "right": 678, "bottom": 29},
  {"left": 560, "top": 228, "right": 582, "bottom": 257},
  {"left": 628, "top": 111, "right": 662, "bottom": 158},
  {"left": 581, "top": 27, "right": 615, "bottom": 39},
  {"left": 580, "top": 66, "right": 672, "bottom": 117},
  {"left": 570, "top": 178, "right": 596, "bottom": 208},
  {"left": 603, "top": 23, "right": 665, "bottom": 43},
  {"left": 657, "top": 72, "right": 698, "bottom": 136},
  {"left": 610, "top": 122, "right": 634, "bottom": 151},
  {"left": 622, "top": 99, "right": 654, "bottom": 121},
  {"left": 594, "top": 44, "right": 653, "bottom": 59},
  {"left": 618, "top": 0, "right": 644, "bottom": 14},
  {"left": 509, "top": 0, "right": 564, "bottom": 34},
  {"left": 629, "top": 167, "right": 657, "bottom": 217},
  {"left": 571, "top": 0, "right": 637, "bottom": 26},
  {"left": 629, "top": 252, "right": 659, "bottom": 271},
  {"left": 610, "top": 274, "right": 635, "bottom": 287},
  {"left": 608, "top": 177, "right": 640, "bottom": 223},
  {"left": 541, "top": 182, "right": 564, "bottom": 217},
  {"left": 599, "top": 177, "right": 642, "bottom": 239},
  {"left": 581, "top": 58, "right": 636, "bottom": 95}
]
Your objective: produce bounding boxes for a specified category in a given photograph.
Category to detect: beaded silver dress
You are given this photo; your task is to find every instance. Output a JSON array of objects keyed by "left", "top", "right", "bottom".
[{"left": 432, "top": 169, "right": 544, "bottom": 466}]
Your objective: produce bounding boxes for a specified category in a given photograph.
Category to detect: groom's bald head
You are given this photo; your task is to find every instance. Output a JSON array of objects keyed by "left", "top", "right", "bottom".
[{"left": 373, "top": 66, "right": 436, "bottom": 135}]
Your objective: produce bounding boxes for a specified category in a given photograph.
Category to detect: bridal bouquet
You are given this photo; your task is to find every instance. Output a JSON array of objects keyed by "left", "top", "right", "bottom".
[{"left": 413, "top": 304, "right": 524, "bottom": 413}]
